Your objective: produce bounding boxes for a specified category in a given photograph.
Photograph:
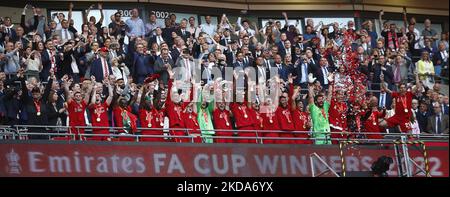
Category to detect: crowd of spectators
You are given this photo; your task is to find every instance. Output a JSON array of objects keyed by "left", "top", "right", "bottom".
[{"left": 0, "top": 3, "right": 448, "bottom": 143}]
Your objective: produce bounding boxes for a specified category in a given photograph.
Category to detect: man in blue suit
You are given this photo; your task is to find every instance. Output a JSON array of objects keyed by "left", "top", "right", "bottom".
[
  {"left": 132, "top": 43, "right": 154, "bottom": 84},
  {"left": 90, "top": 47, "right": 113, "bottom": 82},
  {"left": 273, "top": 54, "right": 289, "bottom": 81}
]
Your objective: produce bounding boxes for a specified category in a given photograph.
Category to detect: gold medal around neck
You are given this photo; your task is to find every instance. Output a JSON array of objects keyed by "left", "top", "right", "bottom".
[
  {"left": 96, "top": 117, "right": 101, "bottom": 122},
  {"left": 404, "top": 109, "right": 408, "bottom": 113},
  {"left": 373, "top": 122, "right": 377, "bottom": 125},
  {"left": 244, "top": 114, "right": 248, "bottom": 118},
  {"left": 148, "top": 123, "right": 152, "bottom": 127},
  {"left": 269, "top": 119, "right": 273, "bottom": 123},
  {"left": 226, "top": 122, "right": 230, "bottom": 126},
  {"left": 36, "top": 112, "right": 41, "bottom": 116}
]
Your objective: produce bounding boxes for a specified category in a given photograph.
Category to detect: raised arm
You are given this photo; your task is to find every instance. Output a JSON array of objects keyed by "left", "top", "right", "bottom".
[
  {"left": 402, "top": 7, "right": 408, "bottom": 30},
  {"left": 326, "top": 73, "right": 334, "bottom": 103},
  {"left": 84, "top": 4, "right": 94, "bottom": 24},
  {"left": 84, "top": 81, "right": 94, "bottom": 104},
  {"left": 98, "top": 3, "right": 104, "bottom": 25},
  {"left": 411, "top": 71, "right": 422, "bottom": 94},
  {"left": 308, "top": 84, "right": 315, "bottom": 105},
  {"left": 378, "top": 10, "right": 384, "bottom": 31},
  {"left": 90, "top": 79, "right": 97, "bottom": 106},
  {"left": 63, "top": 75, "right": 73, "bottom": 103},
  {"left": 68, "top": 2, "right": 73, "bottom": 24}
]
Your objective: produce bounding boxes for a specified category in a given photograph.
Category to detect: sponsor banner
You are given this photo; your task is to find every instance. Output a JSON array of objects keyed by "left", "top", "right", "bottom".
[{"left": 0, "top": 141, "right": 447, "bottom": 177}]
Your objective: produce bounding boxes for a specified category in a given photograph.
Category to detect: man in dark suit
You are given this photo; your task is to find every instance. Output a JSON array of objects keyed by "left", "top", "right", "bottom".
[
  {"left": 219, "top": 28, "right": 233, "bottom": 47},
  {"left": 154, "top": 48, "right": 174, "bottom": 85},
  {"left": 292, "top": 55, "right": 314, "bottom": 89},
  {"left": 416, "top": 101, "right": 431, "bottom": 133},
  {"left": 40, "top": 40, "right": 57, "bottom": 82},
  {"left": 90, "top": 47, "right": 113, "bottom": 82},
  {"left": 273, "top": 54, "right": 289, "bottom": 81},
  {"left": 175, "top": 19, "right": 191, "bottom": 43},
  {"left": 371, "top": 55, "right": 393, "bottom": 91},
  {"left": 233, "top": 51, "right": 247, "bottom": 69},
  {"left": 426, "top": 103, "right": 449, "bottom": 134},
  {"left": 376, "top": 88, "right": 392, "bottom": 110},
  {"left": 225, "top": 41, "right": 239, "bottom": 66},
  {"left": 148, "top": 27, "right": 166, "bottom": 46},
  {"left": 279, "top": 40, "right": 294, "bottom": 60},
  {"left": 433, "top": 42, "right": 448, "bottom": 75},
  {"left": 314, "top": 57, "right": 333, "bottom": 89}
]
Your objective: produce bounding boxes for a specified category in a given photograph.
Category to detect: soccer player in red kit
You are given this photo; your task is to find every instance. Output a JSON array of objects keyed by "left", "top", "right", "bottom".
[
  {"left": 213, "top": 101, "right": 234, "bottom": 143},
  {"left": 63, "top": 75, "right": 92, "bottom": 140},
  {"left": 165, "top": 70, "right": 191, "bottom": 142},
  {"left": 379, "top": 73, "right": 421, "bottom": 132},
  {"left": 183, "top": 102, "right": 202, "bottom": 143},
  {"left": 292, "top": 99, "right": 313, "bottom": 144},
  {"left": 113, "top": 97, "right": 138, "bottom": 141},
  {"left": 260, "top": 98, "right": 281, "bottom": 144},
  {"left": 248, "top": 101, "right": 263, "bottom": 143},
  {"left": 361, "top": 96, "right": 386, "bottom": 139},
  {"left": 230, "top": 90, "right": 257, "bottom": 143},
  {"left": 275, "top": 77, "right": 295, "bottom": 144},
  {"left": 138, "top": 81, "right": 166, "bottom": 142},
  {"left": 88, "top": 77, "right": 113, "bottom": 141},
  {"left": 329, "top": 89, "right": 349, "bottom": 144}
]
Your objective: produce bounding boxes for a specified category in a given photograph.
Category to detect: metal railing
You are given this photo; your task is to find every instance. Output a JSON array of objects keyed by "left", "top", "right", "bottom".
[{"left": 2, "top": 125, "right": 448, "bottom": 144}]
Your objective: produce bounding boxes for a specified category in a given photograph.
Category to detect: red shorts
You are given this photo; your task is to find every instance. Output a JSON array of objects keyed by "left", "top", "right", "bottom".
[{"left": 386, "top": 115, "right": 409, "bottom": 132}]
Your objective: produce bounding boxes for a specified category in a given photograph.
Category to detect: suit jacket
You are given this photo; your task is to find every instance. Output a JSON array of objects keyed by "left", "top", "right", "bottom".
[
  {"left": 415, "top": 110, "right": 430, "bottom": 133},
  {"left": 293, "top": 60, "right": 315, "bottom": 85},
  {"left": 53, "top": 29, "right": 75, "bottom": 43},
  {"left": 40, "top": 49, "right": 56, "bottom": 81},
  {"left": 154, "top": 56, "right": 175, "bottom": 85},
  {"left": 376, "top": 92, "right": 393, "bottom": 110},
  {"left": 176, "top": 28, "right": 191, "bottom": 43},
  {"left": 279, "top": 46, "right": 294, "bottom": 59},
  {"left": 433, "top": 50, "right": 449, "bottom": 66},
  {"left": 426, "top": 114, "right": 449, "bottom": 134},
  {"left": 314, "top": 66, "right": 332, "bottom": 86},
  {"left": 175, "top": 57, "right": 196, "bottom": 80},
  {"left": 90, "top": 58, "right": 113, "bottom": 82},
  {"left": 149, "top": 35, "right": 166, "bottom": 46},
  {"left": 371, "top": 63, "right": 394, "bottom": 90},
  {"left": 273, "top": 63, "right": 290, "bottom": 81}
]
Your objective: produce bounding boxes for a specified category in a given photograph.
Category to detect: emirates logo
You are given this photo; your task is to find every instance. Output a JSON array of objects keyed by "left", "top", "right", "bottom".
[{"left": 5, "top": 149, "right": 22, "bottom": 174}]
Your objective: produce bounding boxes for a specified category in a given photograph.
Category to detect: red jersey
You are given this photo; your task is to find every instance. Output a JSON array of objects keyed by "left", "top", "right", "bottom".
[
  {"left": 139, "top": 108, "right": 161, "bottom": 128},
  {"left": 328, "top": 100, "right": 348, "bottom": 130},
  {"left": 165, "top": 79, "right": 188, "bottom": 128},
  {"left": 292, "top": 109, "right": 310, "bottom": 131},
  {"left": 276, "top": 106, "right": 295, "bottom": 131},
  {"left": 113, "top": 106, "right": 137, "bottom": 134},
  {"left": 88, "top": 102, "right": 109, "bottom": 127},
  {"left": 182, "top": 112, "right": 200, "bottom": 133},
  {"left": 261, "top": 109, "right": 281, "bottom": 131},
  {"left": 363, "top": 110, "right": 385, "bottom": 139},
  {"left": 391, "top": 91, "right": 414, "bottom": 117},
  {"left": 248, "top": 108, "right": 264, "bottom": 130},
  {"left": 213, "top": 109, "right": 232, "bottom": 130},
  {"left": 230, "top": 103, "right": 254, "bottom": 129},
  {"left": 68, "top": 100, "right": 87, "bottom": 126}
]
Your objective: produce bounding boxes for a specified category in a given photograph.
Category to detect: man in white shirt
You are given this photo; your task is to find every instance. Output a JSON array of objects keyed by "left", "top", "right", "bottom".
[
  {"left": 200, "top": 16, "right": 216, "bottom": 43},
  {"left": 236, "top": 17, "right": 256, "bottom": 37}
]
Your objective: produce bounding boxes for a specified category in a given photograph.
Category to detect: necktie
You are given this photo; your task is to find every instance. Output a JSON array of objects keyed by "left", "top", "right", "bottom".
[
  {"left": 379, "top": 94, "right": 385, "bottom": 108},
  {"left": 185, "top": 59, "right": 190, "bottom": 76},
  {"left": 64, "top": 29, "right": 69, "bottom": 40},
  {"left": 311, "top": 59, "right": 315, "bottom": 65},
  {"left": 103, "top": 58, "right": 109, "bottom": 79},
  {"left": 244, "top": 57, "right": 248, "bottom": 65},
  {"left": 436, "top": 115, "right": 442, "bottom": 134}
]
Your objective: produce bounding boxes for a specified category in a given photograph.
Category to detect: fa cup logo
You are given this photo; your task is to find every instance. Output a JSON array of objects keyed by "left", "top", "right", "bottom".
[{"left": 5, "top": 149, "right": 22, "bottom": 174}]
